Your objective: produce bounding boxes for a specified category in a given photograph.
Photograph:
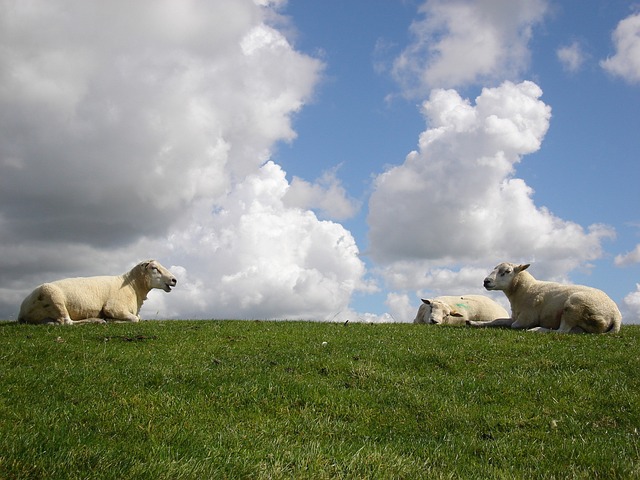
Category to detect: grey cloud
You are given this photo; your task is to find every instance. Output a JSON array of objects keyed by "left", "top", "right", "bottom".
[{"left": 0, "top": 0, "right": 336, "bottom": 320}]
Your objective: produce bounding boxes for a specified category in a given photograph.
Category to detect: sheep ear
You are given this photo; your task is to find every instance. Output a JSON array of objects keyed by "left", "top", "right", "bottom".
[
  {"left": 516, "top": 263, "right": 531, "bottom": 272},
  {"left": 450, "top": 311, "right": 464, "bottom": 318},
  {"left": 421, "top": 299, "right": 431, "bottom": 305}
]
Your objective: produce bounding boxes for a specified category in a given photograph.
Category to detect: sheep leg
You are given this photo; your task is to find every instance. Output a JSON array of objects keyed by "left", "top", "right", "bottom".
[
  {"left": 528, "top": 322, "right": 585, "bottom": 334},
  {"left": 67, "top": 317, "right": 107, "bottom": 325},
  {"left": 466, "top": 317, "right": 514, "bottom": 328},
  {"left": 19, "top": 284, "right": 73, "bottom": 324},
  {"left": 510, "top": 314, "right": 541, "bottom": 330},
  {"left": 102, "top": 299, "right": 141, "bottom": 322},
  {"left": 31, "top": 317, "right": 67, "bottom": 325},
  {"left": 527, "top": 326, "right": 553, "bottom": 333},
  {"left": 103, "top": 313, "right": 141, "bottom": 323},
  {"left": 560, "top": 297, "right": 600, "bottom": 333},
  {"left": 556, "top": 317, "right": 586, "bottom": 334}
]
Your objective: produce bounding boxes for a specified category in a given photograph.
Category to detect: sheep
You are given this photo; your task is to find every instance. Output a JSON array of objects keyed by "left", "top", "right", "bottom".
[
  {"left": 467, "top": 262, "right": 621, "bottom": 333},
  {"left": 18, "top": 259, "right": 177, "bottom": 325},
  {"left": 413, "top": 295, "right": 509, "bottom": 326}
]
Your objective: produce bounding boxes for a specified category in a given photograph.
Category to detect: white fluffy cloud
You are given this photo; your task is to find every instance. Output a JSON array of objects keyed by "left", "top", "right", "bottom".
[
  {"left": 622, "top": 285, "right": 640, "bottom": 324},
  {"left": 601, "top": 13, "right": 640, "bottom": 83},
  {"left": 283, "top": 167, "right": 361, "bottom": 220},
  {"left": 0, "top": 0, "right": 374, "bottom": 321},
  {"left": 367, "top": 81, "right": 614, "bottom": 315},
  {"left": 142, "top": 162, "right": 368, "bottom": 320},
  {"left": 557, "top": 41, "right": 586, "bottom": 72},
  {"left": 615, "top": 244, "right": 640, "bottom": 267},
  {"left": 385, "top": 292, "right": 417, "bottom": 323},
  {"left": 392, "top": 0, "right": 548, "bottom": 95}
]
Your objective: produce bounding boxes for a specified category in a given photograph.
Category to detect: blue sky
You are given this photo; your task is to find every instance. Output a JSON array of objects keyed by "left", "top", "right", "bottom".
[{"left": 0, "top": 0, "right": 639, "bottom": 323}]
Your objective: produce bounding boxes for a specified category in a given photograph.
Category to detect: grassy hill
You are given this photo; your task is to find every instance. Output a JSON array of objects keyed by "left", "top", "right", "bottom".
[{"left": 1, "top": 320, "right": 639, "bottom": 479}]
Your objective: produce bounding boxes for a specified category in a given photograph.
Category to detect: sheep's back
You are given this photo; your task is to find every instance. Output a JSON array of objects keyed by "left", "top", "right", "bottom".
[
  {"left": 437, "top": 295, "right": 508, "bottom": 321},
  {"left": 460, "top": 295, "right": 509, "bottom": 320}
]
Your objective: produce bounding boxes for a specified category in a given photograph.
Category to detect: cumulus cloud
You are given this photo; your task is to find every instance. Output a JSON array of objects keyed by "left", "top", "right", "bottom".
[
  {"left": 0, "top": 1, "right": 319, "bottom": 245},
  {"left": 142, "top": 162, "right": 368, "bottom": 320},
  {"left": 283, "top": 166, "right": 361, "bottom": 220},
  {"left": 615, "top": 244, "right": 640, "bottom": 266},
  {"left": 392, "top": 0, "right": 548, "bottom": 95},
  {"left": 557, "top": 41, "right": 586, "bottom": 72},
  {"left": 0, "top": 0, "right": 373, "bottom": 321},
  {"left": 367, "top": 81, "right": 615, "bottom": 307},
  {"left": 385, "top": 292, "right": 417, "bottom": 323},
  {"left": 601, "top": 12, "right": 640, "bottom": 83},
  {"left": 622, "top": 285, "right": 640, "bottom": 324}
]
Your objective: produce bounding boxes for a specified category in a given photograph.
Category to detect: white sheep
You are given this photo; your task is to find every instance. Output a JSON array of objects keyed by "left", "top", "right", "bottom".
[
  {"left": 413, "top": 295, "right": 509, "bottom": 326},
  {"left": 467, "top": 262, "right": 622, "bottom": 333},
  {"left": 18, "top": 259, "right": 177, "bottom": 325}
]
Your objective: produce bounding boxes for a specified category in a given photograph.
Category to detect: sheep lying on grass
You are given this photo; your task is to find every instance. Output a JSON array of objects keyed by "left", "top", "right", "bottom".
[
  {"left": 413, "top": 295, "right": 509, "bottom": 326},
  {"left": 467, "top": 262, "right": 621, "bottom": 333},
  {"left": 18, "top": 260, "right": 177, "bottom": 325}
]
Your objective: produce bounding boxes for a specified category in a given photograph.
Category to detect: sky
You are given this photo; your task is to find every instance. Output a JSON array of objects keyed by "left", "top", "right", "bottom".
[{"left": 0, "top": 0, "right": 639, "bottom": 324}]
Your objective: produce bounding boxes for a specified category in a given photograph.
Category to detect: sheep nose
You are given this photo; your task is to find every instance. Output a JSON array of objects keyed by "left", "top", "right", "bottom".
[
  {"left": 483, "top": 279, "right": 491, "bottom": 287},
  {"left": 171, "top": 278, "right": 177, "bottom": 286}
]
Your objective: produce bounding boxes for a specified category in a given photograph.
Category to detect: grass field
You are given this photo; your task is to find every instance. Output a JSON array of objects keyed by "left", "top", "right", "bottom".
[{"left": 0, "top": 320, "right": 639, "bottom": 479}]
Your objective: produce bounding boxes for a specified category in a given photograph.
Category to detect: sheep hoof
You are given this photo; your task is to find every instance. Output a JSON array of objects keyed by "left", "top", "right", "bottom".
[{"left": 527, "top": 327, "right": 549, "bottom": 333}]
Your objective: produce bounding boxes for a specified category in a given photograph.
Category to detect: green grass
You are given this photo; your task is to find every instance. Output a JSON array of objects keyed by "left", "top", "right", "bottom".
[{"left": 1, "top": 320, "right": 639, "bottom": 479}]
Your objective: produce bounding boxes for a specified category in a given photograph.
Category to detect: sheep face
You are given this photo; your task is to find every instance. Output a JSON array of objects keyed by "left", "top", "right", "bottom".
[
  {"left": 145, "top": 260, "right": 177, "bottom": 292},
  {"left": 416, "top": 299, "right": 462, "bottom": 324},
  {"left": 483, "top": 262, "right": 530, "bottom": 291}
]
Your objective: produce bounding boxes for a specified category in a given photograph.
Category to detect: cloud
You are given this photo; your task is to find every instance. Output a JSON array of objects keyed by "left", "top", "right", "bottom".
[
  {"left": 601, "top": 12, "right": 640, "bottom": 83},
  {"left": 142, "top": 161, "right": 368, "bottom": 320},
  {"left": 622, "top": 285, "right": 640, "bottom": 324},
  {"left": 615, "top": 244, "right": 640, "bottom": 266},
  {"left": 0, "top": 1, "right": 321, "bottom": 245},
  {"left": 557, "top": 41, "right": 586, "bottom": 72},
  {"left": 367, "top": 81, "right": 615, "bottom": 303},
  {"left": 385, "top": 292, "right": 417, "bottom": 323},
  {"left": 392, "top": 0, "right": 548, "bottom": 95},
  {"left": 283, "top": 166, "right": 361, "bottom": 220},
  {"left": 0, "top": 0, "right": 376, "bottom": 321}
]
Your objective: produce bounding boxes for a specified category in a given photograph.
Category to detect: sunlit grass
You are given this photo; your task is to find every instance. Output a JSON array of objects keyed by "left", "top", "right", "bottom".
[{"left": 1, "top": 320, "right": 639, "bottom": 479}]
